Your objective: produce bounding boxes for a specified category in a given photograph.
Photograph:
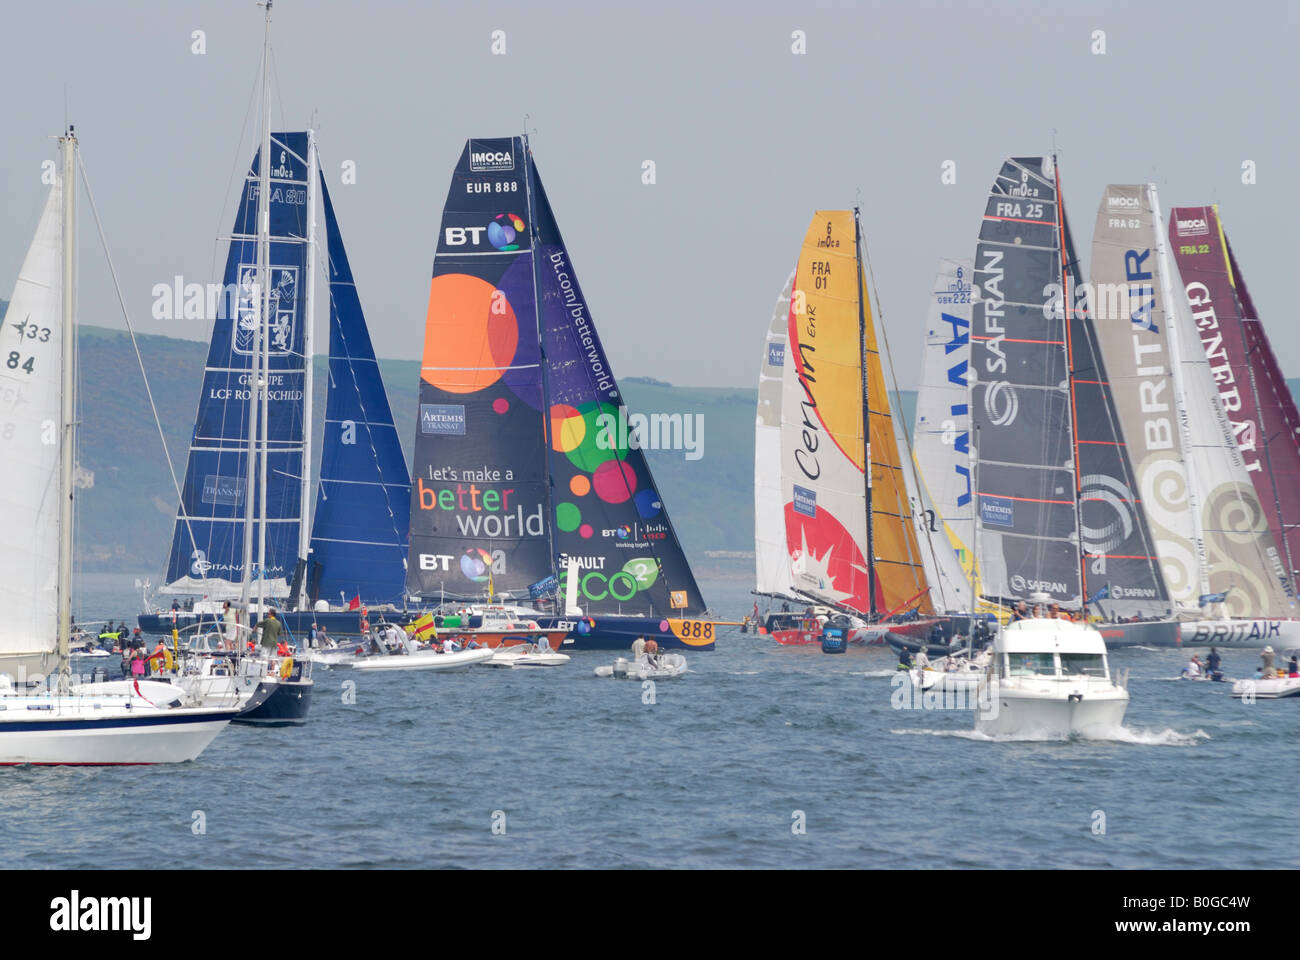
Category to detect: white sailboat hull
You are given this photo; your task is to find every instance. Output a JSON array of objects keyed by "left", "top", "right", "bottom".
[
  {"left": 0, "top": 701, "right": 234, "bottom": 764},
  {"left": 1179, "top": 619, "right": 1300, "bottom": 649}
]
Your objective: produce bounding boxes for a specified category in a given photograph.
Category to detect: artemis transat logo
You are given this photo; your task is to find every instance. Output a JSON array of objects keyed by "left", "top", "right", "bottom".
[{"left": 49, "top": 890, "right": 151, "bottom": 940}]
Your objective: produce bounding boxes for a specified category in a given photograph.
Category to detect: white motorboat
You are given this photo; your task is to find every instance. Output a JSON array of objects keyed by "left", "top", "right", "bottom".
[
  {"left": 1180, "top": 619, "right": 1300, "bottom": 649},
  {"left": 909, "top": 648, "right": 990, "bottom": 694},
  {"left": 594, "top": 653, "right": 687, "bottom": 680},
  {"left": 485, "top": 644, "right": 571, "bottom": 668},
  {"left": 975, "top": 619, "right": 1129, "bottom": 737},
  {"left": 350, "top": 646, "right": 494, "bottom": 672},
  {"left": 1232, "top": 675, "right": 1300, "bottom": 699}
]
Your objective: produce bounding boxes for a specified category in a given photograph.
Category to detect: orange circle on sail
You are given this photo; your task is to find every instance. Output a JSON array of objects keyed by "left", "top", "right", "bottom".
[{"left": 422, "top": 274, "right": 518, "bottom": 393}]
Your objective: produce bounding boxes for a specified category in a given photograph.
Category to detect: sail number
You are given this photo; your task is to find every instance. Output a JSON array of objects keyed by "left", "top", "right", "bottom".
[
  {"left": 10, "top": 319, "right": 50, "bottom": 343},
  {"left": 671, "top": 619, "right": 713, "bottom": 642},
  {"left": 6, "top": 352, "right": 35, "bottom": 374},
  {"left": 1178, "top": 244, "right": 1211, "bottom": 256}
]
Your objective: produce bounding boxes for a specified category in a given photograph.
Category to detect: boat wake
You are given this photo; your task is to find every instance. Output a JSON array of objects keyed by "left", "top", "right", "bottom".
[{"left": 890, "top": 725, "right": 1210, "bottom": 746}]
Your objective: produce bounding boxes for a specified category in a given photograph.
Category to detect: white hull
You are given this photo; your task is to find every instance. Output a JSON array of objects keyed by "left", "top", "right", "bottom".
[
  {"left": 0, "top": 698, "right": 234, "bottom": 764},
  {"left": 484, "top": 650, "right": 571, "bottom": 668},
  {"left": 1179, "top": 619, "right": 1300, "bottom": 649},
  {"left": 909, "top": 667, "right": 983, "bottom": 694},
  {"left": 976, "top": 682, "right": 1129, "bottom": 738},
  {"left": 1232, "top": 676, "right": 1300, "bottom": 699},
  {"left": 350, "top": 647, "right": 494, "bottom": 672},
  {"left": 595, "top": 654, "right": 687, "bottom": 680}
]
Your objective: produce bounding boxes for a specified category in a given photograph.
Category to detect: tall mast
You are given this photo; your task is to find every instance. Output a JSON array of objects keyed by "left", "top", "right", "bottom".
[
  {"left": 854, "top": 206, "right": 876, "bottom": 619},
  {"left": 240, "top": 0, "right": 273, "bottom": 615},
  {"left": 256, "top": 0, "right": 274, "bottom": 616},
  {"left": 522, "top": 135, "right": 561, "bottom": 608},
  {"left": 297, "top": 129, "right": 318, "bottom": 610},
  {"left": 1055, "top": 157, "right": 1087, "bottom": 604},
  {"left": 57, "top": 128, "right": 77, "bottom": 693}
]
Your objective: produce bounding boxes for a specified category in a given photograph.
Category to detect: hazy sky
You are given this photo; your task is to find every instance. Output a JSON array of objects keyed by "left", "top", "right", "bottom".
[{"left": 2, "top": 0, "right": 1296, "bottom": 390}]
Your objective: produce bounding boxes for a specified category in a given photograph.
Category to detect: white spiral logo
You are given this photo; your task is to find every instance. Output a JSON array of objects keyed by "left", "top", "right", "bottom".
[
  {"left": 1079, "top": 473, "right": 1135, "bottom": 555},
  {"left": 984, "top": 381, "right": 1019, "bottom": 427}
]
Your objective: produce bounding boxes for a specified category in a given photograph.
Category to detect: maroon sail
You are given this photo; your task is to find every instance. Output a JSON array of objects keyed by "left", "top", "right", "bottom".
[{"left": 1169, "top": 205, "right": 1300, "bottom": 589}]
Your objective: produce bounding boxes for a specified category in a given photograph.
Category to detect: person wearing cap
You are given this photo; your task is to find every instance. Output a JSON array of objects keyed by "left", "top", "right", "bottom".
[{"left": 1262, "top": 645, "right": 1276, "bottom": 676}]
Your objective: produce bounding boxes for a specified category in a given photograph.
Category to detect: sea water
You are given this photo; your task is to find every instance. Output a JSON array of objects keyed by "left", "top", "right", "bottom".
[{"left": 2, "top": 571, "right": 1296, "bottom": 868}]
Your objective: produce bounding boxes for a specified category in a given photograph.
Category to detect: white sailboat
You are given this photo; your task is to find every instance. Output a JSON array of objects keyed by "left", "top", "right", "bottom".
[{"left": 0, "top": 129, "right": 235, "bottom": 764}]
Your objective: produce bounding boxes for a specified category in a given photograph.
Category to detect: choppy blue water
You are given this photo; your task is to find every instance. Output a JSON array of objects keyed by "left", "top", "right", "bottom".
[{"left": 3, "top": 572, "right": 1297, "bottom": 868}]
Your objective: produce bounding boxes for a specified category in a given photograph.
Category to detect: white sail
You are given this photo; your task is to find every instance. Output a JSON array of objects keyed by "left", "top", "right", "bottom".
[
  {"left": 1153, "top": 187, "right": 1296, "bottom": 618},
  {"left": 755, "top": 271, "right": 795, "bottom": 597},
  {"left": 0, "top": 180, "right": 64, "bottom": 673},
  {"left": 911, "top": 257, "right": 976, "bottom": 610}
]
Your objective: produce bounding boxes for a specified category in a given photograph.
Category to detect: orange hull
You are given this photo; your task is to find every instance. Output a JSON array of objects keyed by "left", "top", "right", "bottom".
[{"left": 436, "top": 628, "right": 568, "bottom": 651}]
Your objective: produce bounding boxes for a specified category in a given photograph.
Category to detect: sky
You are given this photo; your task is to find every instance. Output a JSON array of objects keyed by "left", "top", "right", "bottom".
[{"left": 1, "top": 0, "right": 1296, "bottom": 390}]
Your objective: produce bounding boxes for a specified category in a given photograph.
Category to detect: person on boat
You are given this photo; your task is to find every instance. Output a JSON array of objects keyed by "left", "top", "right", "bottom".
[
  {"left": 308, "top": 622, "right": 318, "bottom": 649},
  {"left": 644, "top": 638, "right": 661, "bottom": 666},
  {"left": 1183, "top": 655, "right": 1202, "bottom": 679},
  {"left": 1206, "top": 647, "right": 1222, "bottom": 678},
  {"left": 129, "top": 649, "right": 146, "bottom": 680},
  {"left": 1010, "top": 601, "right": 1028, "bottom": 622},
  {"left": 897, "top": 647, "right": 913, "bottom": 670},
  {"left": 259, "top": 609, "right": 283, "bottom": 656},
  {"left": 1289, "top": 654, "right": 1299, "bottom": 678},
  {"left": 631, "top": 636, "right": 646, "bottom": 657},
  {"left": 914, "top": 647, "right": 930, "bottom": 671},
  {"left": 781, "top": 601, "right": 790, "bottom": 613},
  {"left": 928, "top": 622, "right": 945, "bottom": 647},
  {"left": 1262, "top": 645, "right": 1276, "bottom": 676},
  {"left": 276, "top": 639, "right": 290, "bottom": 657},
  {"left": 221, "top": 600, "right": 237, "bottom": 648}
]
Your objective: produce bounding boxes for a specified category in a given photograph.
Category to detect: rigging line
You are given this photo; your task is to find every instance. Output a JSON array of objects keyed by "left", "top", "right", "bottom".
[
  {"left": 858, "top": 220, "right": 945, "bottom": 610},
  {"left": 211, "top": 60, "right": 264, "bottom": 287},
  {"left": 77, "top": 150, "right": 207, "bottom": 593}
]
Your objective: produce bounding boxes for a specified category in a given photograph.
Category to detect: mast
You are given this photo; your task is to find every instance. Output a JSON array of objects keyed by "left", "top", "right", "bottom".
[
  {"left": 57, "top": 127, "right": 77, "bottom": 693},
  {"left": 853, "top": 206, "right": 876, "bottom": 619},
  {"left": 255, "top": 0, "right": 274, "bottom": 617},
  {"left": 240, "top": 0, "right": 272, "bottom": 616},
  {"left": 522, "top": 135, "right": 560, "bottom": 605},
  {"left": 298, "top": 127, "right": 318, "bottom": 610},
  {"left": 1055, "top": 157, "right": 1087, "bottom": 605}
]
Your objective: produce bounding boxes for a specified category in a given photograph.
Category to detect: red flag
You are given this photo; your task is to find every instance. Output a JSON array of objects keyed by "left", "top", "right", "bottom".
[{"left": 347, "top": 595, "right": 361, "bottom": 611}]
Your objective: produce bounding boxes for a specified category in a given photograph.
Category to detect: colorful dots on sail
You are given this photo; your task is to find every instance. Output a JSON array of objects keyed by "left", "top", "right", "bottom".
[
  {"left": 633, "top": 489, "right": 662, "bottom": 520},
  {"left": 492, "top": 397, "right": 509, "bottom": 414},
  {"left": 579, "top": 524, "right": 594, "bottom": 539},
  {"left": 570, "top": 475, "right": 591, "bottom": 497},
  {"left": 592, "top": 459, "right": 637, "bottom": 503},
  {"left": 556, "top": 502, "right": 582, "bottom": 532},
  {"left": 422, "top": 274, "right": 519, "bottom": 393},
  {"left": 487, "top": 213, "right": 526, "bottom": 251},
  {"left": 550, "top": 404, "right": 585, "bottom": 452},
  {"left": 459, "top": 548, "right": 494, "bottom": 582},
  {"left": 562, "top": 402, "right": 626, "bottom": 472}
]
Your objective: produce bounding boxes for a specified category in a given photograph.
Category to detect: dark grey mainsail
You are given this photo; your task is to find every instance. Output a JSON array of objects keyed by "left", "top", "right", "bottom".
[{"left": 970, "top": 157, "right": 1167, "bottom": 614}]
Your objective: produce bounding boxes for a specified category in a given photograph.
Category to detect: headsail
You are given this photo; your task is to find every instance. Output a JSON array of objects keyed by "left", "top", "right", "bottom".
[
  {"left": 163, "top": 133, "right": 311, "bottom": 598},
  {"left": 307, "top": 175, "right": 412, "bottom": 606},
  {"left": 0, "top": 178, "right": 63, "bottom": 669},
  {"left": 1092, "top": 184, "right": 1291, "bottom": 617},
  {"left": 781, "top": 210, "right": 930, "bottom": 617},
  {"left": 912, "top": 258, "right": 978, "bottom": 609},
  {"left": 1170, "top": 206, "right": 1300, "bottom": 592},
  {"left": 531, "top": 152, "right": 706, "bottom": 616},
  {"left": 755, "top": 272, "right": 796, "bottom": 599},
  {"left": 406, "top": 137, "right": 550, "bottom": 600}
]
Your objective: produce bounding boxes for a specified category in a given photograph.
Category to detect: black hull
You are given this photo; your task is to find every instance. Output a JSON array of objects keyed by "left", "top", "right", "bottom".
[{"left": 233, "top": 679, "right": 313, "bottom": 727}]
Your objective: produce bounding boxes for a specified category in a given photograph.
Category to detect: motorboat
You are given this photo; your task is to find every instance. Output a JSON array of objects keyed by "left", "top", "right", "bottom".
[
  {"left": 594, "top": 653, "right": 687, "bottom": 680},
  {"left": 975, "top": 618, "right": 1129, "bottom": 737},
  {"left": 909, "top": 647, "right": 991, "bottom": 694},
  {"left": 485, "top": 641, "right": 571, "bottom": 668},
  {"left": 430, "top": 604, "right": 569, "bottom": 651},
  {"left": 349, "top": 646, "right": 494, "bottom": 672},
  {"left": 1232, "top": 674, "right": 1300, "bottom": 699}
]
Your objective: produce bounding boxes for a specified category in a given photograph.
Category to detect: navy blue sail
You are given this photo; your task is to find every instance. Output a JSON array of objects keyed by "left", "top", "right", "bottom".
[
  {"left": 307, "top": 176, "right": 412, "bottom": 606},
  {"left": 163, "top": 132, "right": 310, "bottom": 598}
]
